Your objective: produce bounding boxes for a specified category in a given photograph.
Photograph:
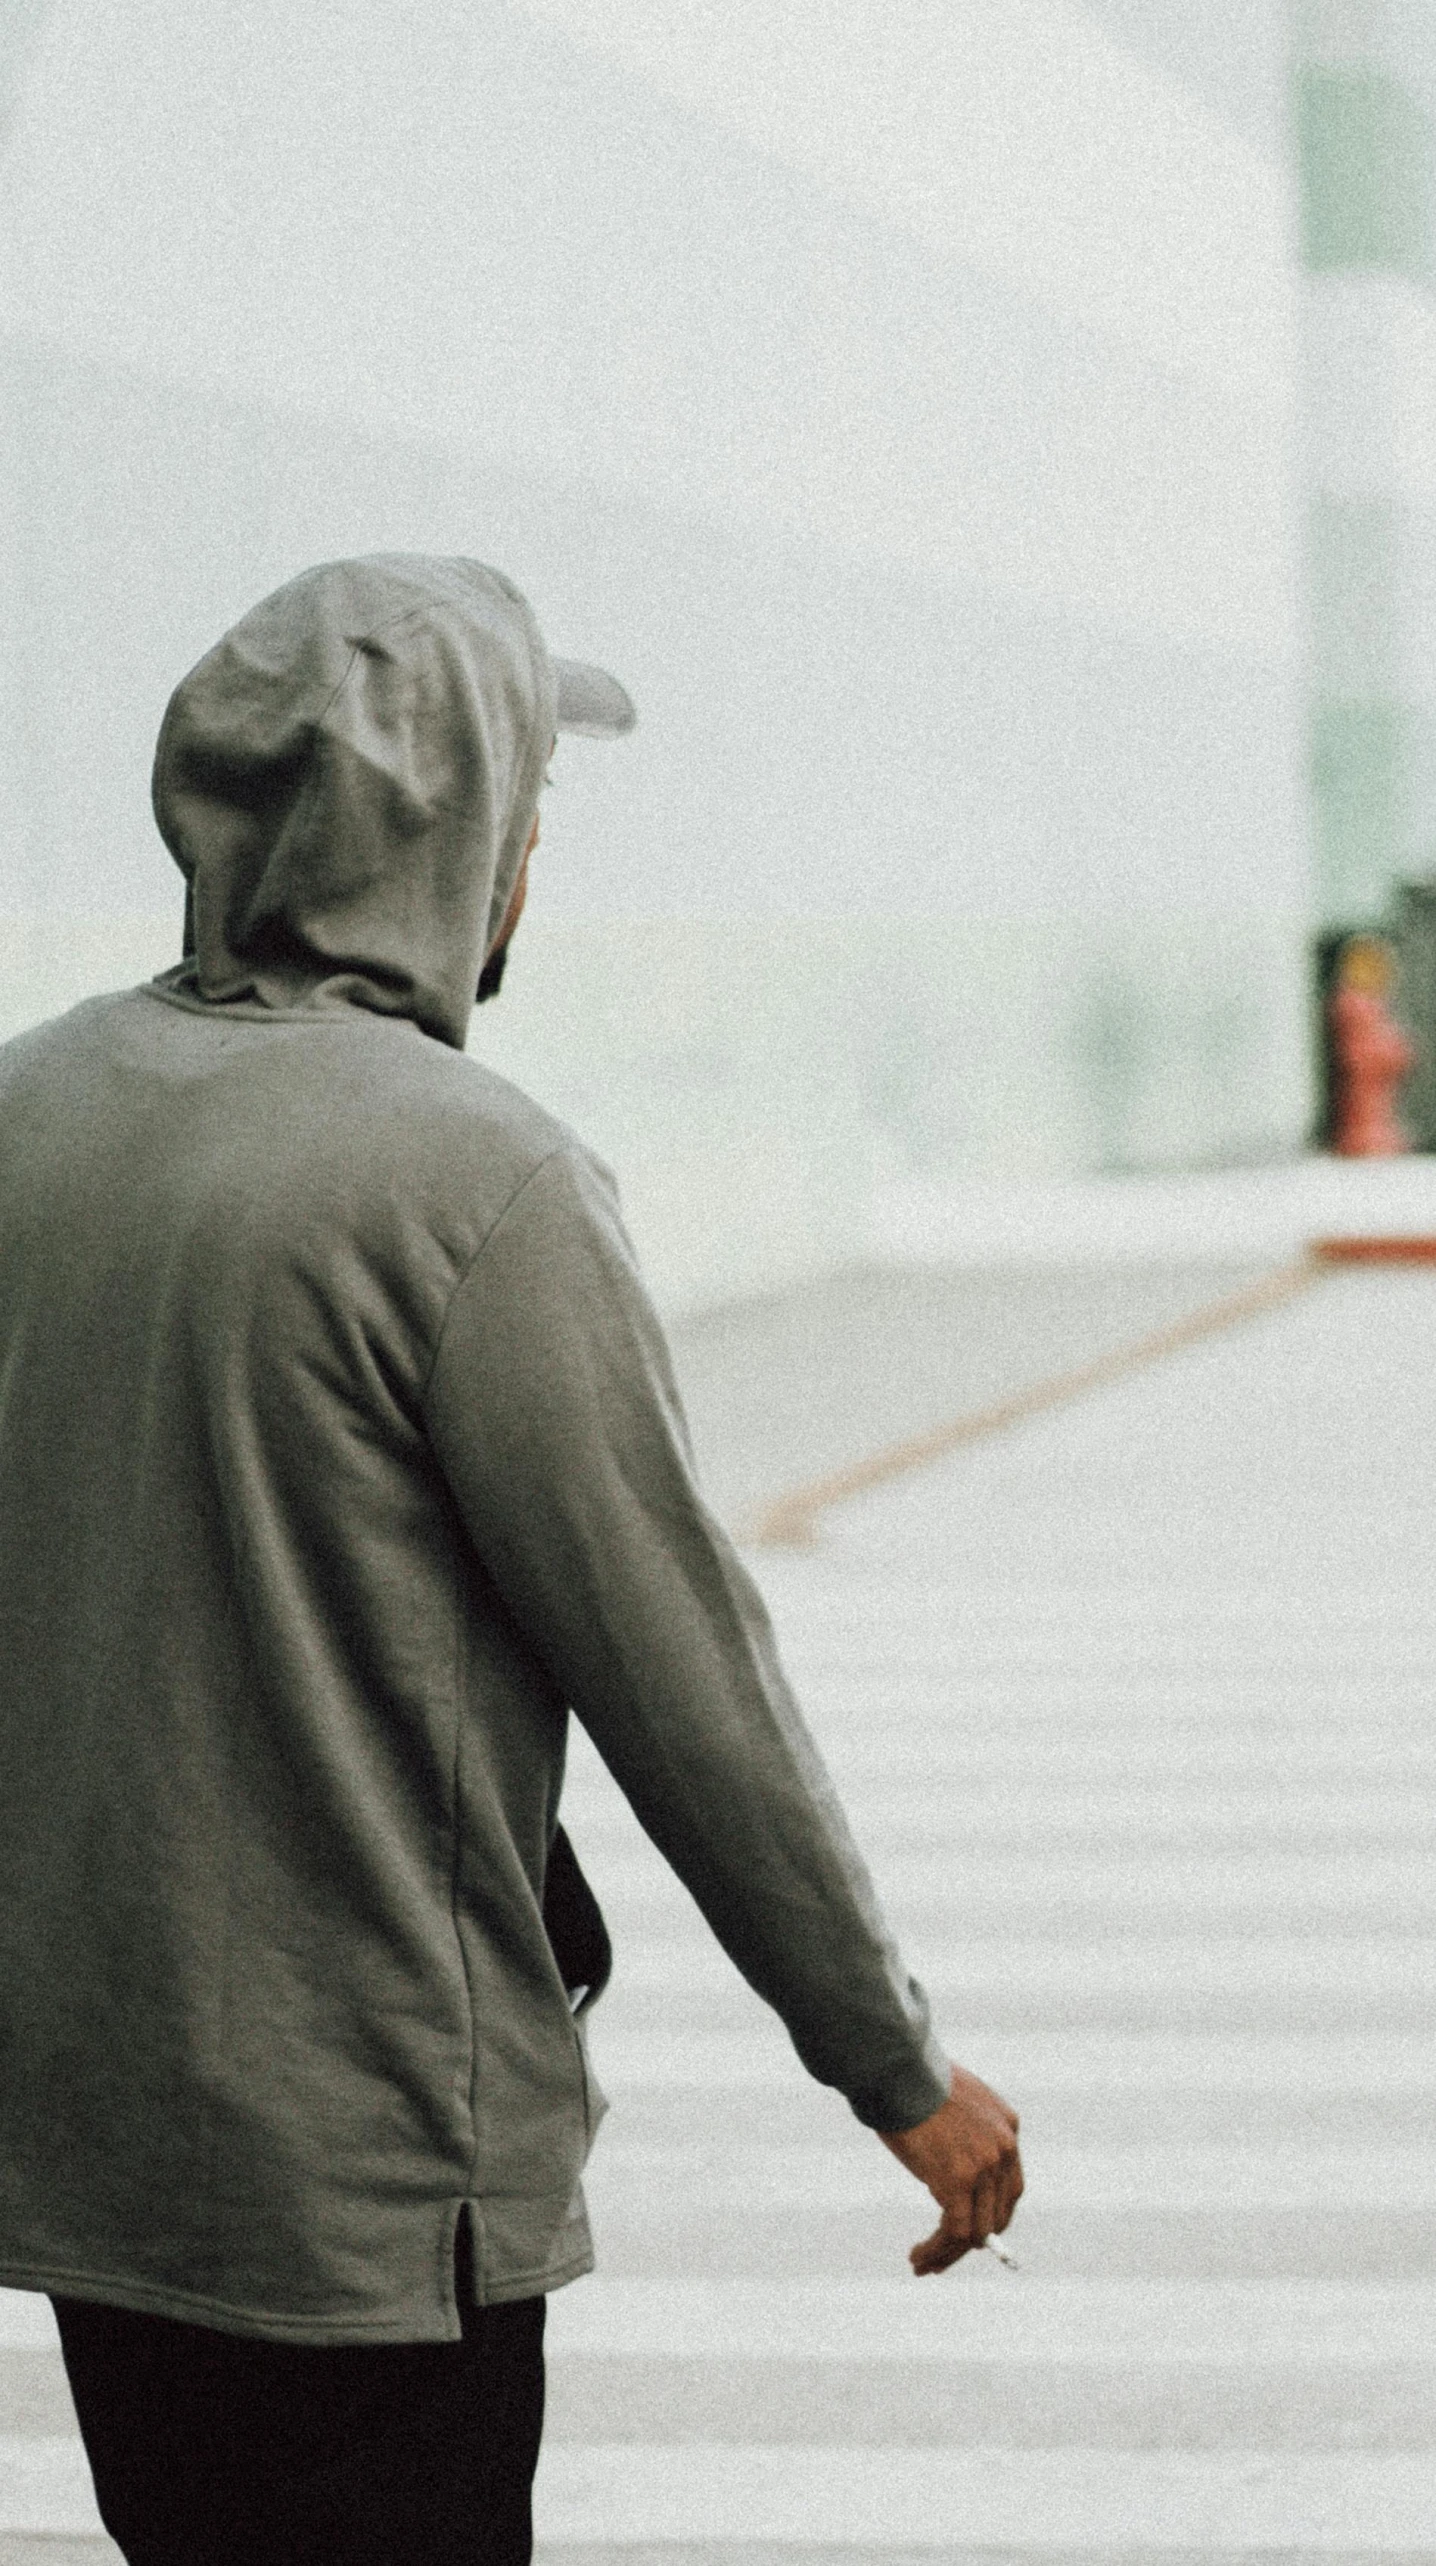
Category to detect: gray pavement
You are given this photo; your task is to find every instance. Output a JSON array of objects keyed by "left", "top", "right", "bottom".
[
  {"left": 1, "top": 1258, "right": 1432, "bottom": 2556},
  {"left": 667, "top": 1259, "right": 1277, "bottom": 1528}
]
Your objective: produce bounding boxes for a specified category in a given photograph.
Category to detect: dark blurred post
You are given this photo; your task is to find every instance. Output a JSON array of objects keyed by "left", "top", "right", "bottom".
[{"left": 1392, "top": 879, "right": 1436, "bottom": 1149}]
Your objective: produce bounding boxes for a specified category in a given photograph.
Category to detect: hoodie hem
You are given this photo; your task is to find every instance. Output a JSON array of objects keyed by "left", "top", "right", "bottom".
[{"left": 1, "top": 2240, "right": 593, "bottom": 2344}]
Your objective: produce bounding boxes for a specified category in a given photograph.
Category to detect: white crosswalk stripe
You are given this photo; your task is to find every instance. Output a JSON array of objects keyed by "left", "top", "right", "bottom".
[
  {"left": 546, "top": 2275, "right": 1436, "bottom": 2364},
  {"left": 534, "top": 2446, "right": 1436, "bottom": 2548},
  {"left": 576, "top": 2025, "right": 1436, "bottom": 2093},
  {"left": 587, "top": 2139, "right": 1436, "bottom": 2209},
  {"left": 0, "top": 2440, "right": 105, "bottom": 2538}
]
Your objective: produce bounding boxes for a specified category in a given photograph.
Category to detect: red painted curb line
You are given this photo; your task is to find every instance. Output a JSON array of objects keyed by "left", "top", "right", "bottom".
[
  {"left": 746, "top": 1257, "right": 1322, "bottom": 1547},
  {"left": 1313, "top": 1237, "right": 1436, "bottom": 1263}
]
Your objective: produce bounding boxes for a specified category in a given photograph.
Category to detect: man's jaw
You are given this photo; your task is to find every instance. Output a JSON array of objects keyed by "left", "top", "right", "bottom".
[{"left": 475, "top": 942, "right": 509, "bottom": 1005}]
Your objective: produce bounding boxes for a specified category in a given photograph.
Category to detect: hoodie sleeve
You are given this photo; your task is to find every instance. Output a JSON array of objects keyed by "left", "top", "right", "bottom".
[{"left": 422, "top": 1144, "right": 949, "bottom": 2135}]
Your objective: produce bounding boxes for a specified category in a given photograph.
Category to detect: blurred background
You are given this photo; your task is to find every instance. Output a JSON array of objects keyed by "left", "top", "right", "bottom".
[{"left": 2, "top": 0, "right": 1434, "bottom": 1309}]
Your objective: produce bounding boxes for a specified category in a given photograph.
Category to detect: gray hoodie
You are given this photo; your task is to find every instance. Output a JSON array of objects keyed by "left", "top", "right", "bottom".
[{"left": 0, "top": 556, "right": 947, "bottom": 2343}]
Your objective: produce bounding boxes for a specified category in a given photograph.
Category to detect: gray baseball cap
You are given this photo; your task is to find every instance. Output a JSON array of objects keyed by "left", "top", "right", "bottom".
[{"left": 553, "top": 658, "right": 637, "bottom": 739}]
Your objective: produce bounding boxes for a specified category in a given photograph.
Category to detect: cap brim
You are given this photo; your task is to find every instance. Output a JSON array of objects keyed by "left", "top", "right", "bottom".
[{"left": 553, "top": 658, "right": 637, "bottom": 739}]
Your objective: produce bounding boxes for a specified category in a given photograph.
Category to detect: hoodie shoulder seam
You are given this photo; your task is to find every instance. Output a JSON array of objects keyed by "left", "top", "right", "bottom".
[{"left": 419, "top": 1145, "right": 572, "bottom": 1412}]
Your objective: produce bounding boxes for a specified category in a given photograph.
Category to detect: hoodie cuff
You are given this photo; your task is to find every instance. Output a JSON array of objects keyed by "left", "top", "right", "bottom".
[{"left": 844, "top": 2032, "right": 951, "bottom": 2135}]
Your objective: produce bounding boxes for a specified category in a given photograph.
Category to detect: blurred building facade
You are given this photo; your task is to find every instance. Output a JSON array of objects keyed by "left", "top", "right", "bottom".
[{"left": 1, "top": 0, "right": 1420, "bottom": 1301}]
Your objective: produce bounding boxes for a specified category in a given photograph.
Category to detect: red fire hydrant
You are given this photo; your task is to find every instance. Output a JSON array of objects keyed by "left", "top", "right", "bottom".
[{"left": 1328, "top": 937, "right": 1415, "bottom": 1156}]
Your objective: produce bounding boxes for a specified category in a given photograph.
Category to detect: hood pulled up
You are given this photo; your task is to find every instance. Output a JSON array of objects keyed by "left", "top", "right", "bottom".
[{"left": 151, "top": 556, "right": 556, "bottom": 1051}]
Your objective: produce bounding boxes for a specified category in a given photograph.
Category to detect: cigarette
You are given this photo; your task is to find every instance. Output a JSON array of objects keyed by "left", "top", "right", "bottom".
[{"left": 982, "top": 2236, "right": 1018, "bottom": 2269}]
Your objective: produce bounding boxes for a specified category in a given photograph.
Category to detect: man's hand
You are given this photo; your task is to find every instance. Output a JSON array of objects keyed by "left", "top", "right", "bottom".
[{"left": 878, "top": 2064, "right": 1023, "bottom": 2275}]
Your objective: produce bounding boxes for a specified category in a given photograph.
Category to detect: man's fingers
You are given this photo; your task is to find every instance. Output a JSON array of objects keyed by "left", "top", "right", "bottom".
[
  {"left": 911, "top": 2167, "right": 1022, "bottom": 2273},
  {"left": 969, "top": 2169, "right": 997, "bottom": 2249},
  {"left": 881, "top": 2062, "right": 1025, "bottom": 2276},
  {"left": 994, "top": 2153, "right": 1025, "bottom": 2233},
  {"left": 910, "top": 2206, "right": 972, "bottom": 2275},
  {"left": 986, "top": 2148, "right": 1023, "bottom": 2238},
  {"left": 910, "top": 2136, "right": 1025, "bottom": 2273}
]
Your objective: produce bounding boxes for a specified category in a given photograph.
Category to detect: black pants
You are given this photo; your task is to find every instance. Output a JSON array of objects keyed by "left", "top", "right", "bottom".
[{"left": 50, "top": 2226, "right": 545, "bottom": 2566}]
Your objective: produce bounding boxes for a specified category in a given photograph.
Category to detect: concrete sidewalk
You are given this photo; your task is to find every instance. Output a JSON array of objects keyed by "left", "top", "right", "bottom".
[
  {"left": 670, "top": 1258, "right": 1280, "bottom": 1531},
  {"left": 670, "top": 1155, "right": 1436, "bottom": 1530},
  {"left": 865, "top": 1152, "right": 1436, "bottom": 1265}
]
